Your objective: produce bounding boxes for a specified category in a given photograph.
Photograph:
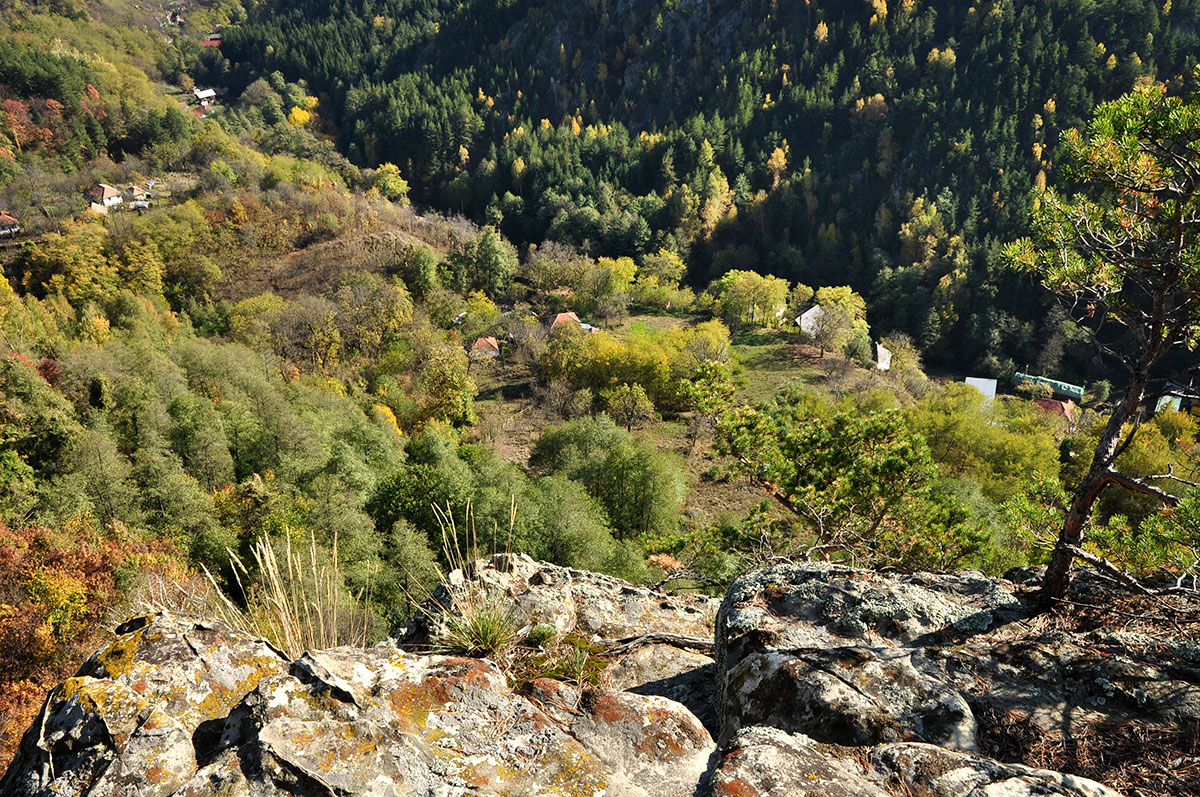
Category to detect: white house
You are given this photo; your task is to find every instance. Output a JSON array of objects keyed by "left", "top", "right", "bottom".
[
  {"left": 797, "top": 305, "right": 824, "bottom": 336},
  {"left": 875, "top": 342, "right": 892, "bottom": 371},
  {"left": 84, "top": 184, "right": 123, "bottom": 207},
  {"left": 964, "top": 377, "right": 999, "bottom": 405},
  {"left": 193, "top": 87, "right": 216, "bottom": 106}
]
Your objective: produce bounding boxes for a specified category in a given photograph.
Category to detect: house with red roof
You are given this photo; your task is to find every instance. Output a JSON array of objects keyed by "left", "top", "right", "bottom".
[
  {"left": 0, "top": 211, "right": 19, "bottom": 237},
  {"left": 470, "top": 336, "right": 501, "bottom": 359},
  {"left": 83, "top": 183, "right": 123, "bottom": 208},
  {"left": 549, "top": 311, "right": 581, "bottom": 331}
]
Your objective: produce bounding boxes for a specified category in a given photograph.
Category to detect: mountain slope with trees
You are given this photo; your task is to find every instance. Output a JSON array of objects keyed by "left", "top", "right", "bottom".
[{"left": 213, "top": 0, "right": 1200, "bottom": 376}]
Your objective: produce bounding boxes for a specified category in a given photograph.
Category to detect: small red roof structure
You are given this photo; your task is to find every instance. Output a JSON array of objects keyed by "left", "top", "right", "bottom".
[
  {"left": 84, "top": 183, "right": 123, "bottom": 205},
  {"left": 1034, "top": 397, "right": 1076, "bottom": 422},
  {"left": 0, "top": 210, "right": 18, "bottom": 227},
  {"left": 127, "top": 185, "right": 148, "bottom": 198},
  {"left": 549, "top": 311, "right": 581, "bottom": 330},
  {"left": 470, "top": 336, "right": 501, "bottom": 358}
]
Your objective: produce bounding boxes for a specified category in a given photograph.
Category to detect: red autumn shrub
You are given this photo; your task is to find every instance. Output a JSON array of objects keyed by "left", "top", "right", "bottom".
[{"left": 0, "top": 519, "right": 181, "bottom": 771}]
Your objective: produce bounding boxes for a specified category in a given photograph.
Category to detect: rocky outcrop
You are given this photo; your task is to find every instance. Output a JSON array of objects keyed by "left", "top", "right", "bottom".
[
  {"left": 708, "top": 726, "right": 890, "bottom": 796},
  {"left": 707, "top": 728, "right": 1123, "bottom": 797},
  {"left": 4, "top": 559, "right": 1194, "bottom": 796},
  {"left": 405, "top": 553, "right": 720, "bottom": 643},
  {"left": 712, "top": 562, "right": 1198, "bottom": 796},
  {"left": 604, "top": 643, "right": 716, "bottom": 731},
  {"left": 1, "top": 614, "right": 289, "bottom": 797},
  {"left": 869, "top": 743, "right": 1122, "bottom": 797},
  {"left": 408, "top": 553, "right": 721, "bottom": 732},
  {"left": 715, "top": 563, "right": 1022, "bottom": 748},
  {"left": 2, "top": 611, "right": 714, "bottom": 796}
]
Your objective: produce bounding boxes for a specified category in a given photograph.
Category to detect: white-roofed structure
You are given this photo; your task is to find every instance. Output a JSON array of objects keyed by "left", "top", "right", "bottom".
[
  {"left": 964, "top": 377, "right": 999, "bottom": 405},
  {"left": 875, "top": 342, "right": 892, "bottom": 371},
  {"left": 796, "top": 305, "right": 824, "bottom": 336}
]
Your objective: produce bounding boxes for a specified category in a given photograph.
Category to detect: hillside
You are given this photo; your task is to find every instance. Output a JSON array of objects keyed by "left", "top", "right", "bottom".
[
  {"left": 213, "top": 0, "right": 1200, "bottom": 376},
  {"left": 2, "top": 0, "right": 1200, "bottom": 792}
]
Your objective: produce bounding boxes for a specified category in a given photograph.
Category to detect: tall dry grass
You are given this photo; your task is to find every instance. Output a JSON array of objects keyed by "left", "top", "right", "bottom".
[
  {"left": 198, "top": 529, "right": 379, "bottom": 659},
  {"left": 407, "top": 501, "right": 522, "bottom": 660}
]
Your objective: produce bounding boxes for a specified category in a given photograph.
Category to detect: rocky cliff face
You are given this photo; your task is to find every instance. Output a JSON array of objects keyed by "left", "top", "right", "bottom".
[{"left": 3, "top": 556, "right": 1196, "bottom": 796}]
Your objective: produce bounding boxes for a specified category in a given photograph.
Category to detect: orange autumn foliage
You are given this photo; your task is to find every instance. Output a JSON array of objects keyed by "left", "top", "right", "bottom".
[{"left": 0, "top": 520, "right": 181, "bottom": 771}]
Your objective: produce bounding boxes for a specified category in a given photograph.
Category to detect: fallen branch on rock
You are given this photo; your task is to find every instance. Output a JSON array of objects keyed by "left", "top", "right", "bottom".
[
  {"left": 595, "top": 632, "right": 715, "bottom": 657},
  {"left": 1064, "top": 545, "right": 1200, "bottom": 604}
]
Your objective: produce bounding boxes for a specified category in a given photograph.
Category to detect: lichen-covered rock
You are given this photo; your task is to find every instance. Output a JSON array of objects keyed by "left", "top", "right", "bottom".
[
  {"left": 714, "top": 564, "right": 1017, "bottom": 747},
  {"left": 706, "top": 726, "right": 889, "bottom": 797},
  {"left": 605, "top": 643, "right": 717, "bottom": 732},
  {"left": 723, "top": 646, "right": 975, "bottom": 749},
  {"left": 190, "top": 648, "right": 636, "bottom": 796},
  {"left": 527, "top": 679, "right": 715, "bottom": 797},
  {"left": 3, "top": 616, "right": 716, "bottom": 796},
  {"left": 1, "top": 614, "right": 288, "bottom": 797},
  {"left": 78, "top": 613, "right": 290, "bottom": 735},
  {"left": 1, "top": 677, "right": 196, "bottom": 797},
  {"left": 869, "top": 742, "right": 1122, "bottom": 797},
  {"left": 714, "top": 563, "right": 1200, "bottom": 794},
  {"left": 407, "top": 553, "right": 720, "bottom": 644},
  {"left": 938, "top": 631, "right": 1200, "bottom": 735}
]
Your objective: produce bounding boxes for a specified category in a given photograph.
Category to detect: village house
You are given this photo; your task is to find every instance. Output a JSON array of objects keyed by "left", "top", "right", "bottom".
[
  {"left": 126, "top": 185, "right": 152, "bottom": 209},
  {"left": 875, "top": 341, "right": 892, "bottom": 371},
  {"left": 1034, "top": 397, "right": 1076, "bottom": 423},
  {"left": 964, "top": 377, "right": 999, "bottom": 404},
  {"left": 84, "top": 183, "right": 123, "bottom": 208},
  {"left": 549, "top": 311, "right": 581, "bottom": 331},
  {"left": 796, "top": 305, "right": 824, "bottom": 335},
  {"left": 0, "top": 211, "right": 20, "bottom": 238},
  {"left": 469, "top": 336, "right": 501, "bottom": 359},
  {"left": 193, "top": 87, "right": 216, "bottom": 106},
  {"left": 1147, "top": 380, "right": 1200, "bottom": 418}
]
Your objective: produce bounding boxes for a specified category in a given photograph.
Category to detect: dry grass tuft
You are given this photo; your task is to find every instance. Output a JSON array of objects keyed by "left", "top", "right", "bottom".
[
  {"left": 409, "top": 502, "right": 523, "bottom": 662},
  {"left": 196, "top": 530, "right": 378, "bottom": 659}
]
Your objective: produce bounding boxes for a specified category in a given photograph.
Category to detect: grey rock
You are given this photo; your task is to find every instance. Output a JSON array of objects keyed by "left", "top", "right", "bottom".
[
  {"left": 605, "top": 643, "right": 717, "bottom": 732},
  {"left": 407, "top": 553, "right": 720, "bottom": 644},
  {"left": 3, "top": 615, "right": 713, "bottom": 796},
  {"left": 870, "top": 742, "right": 1122, "bottom": 797},
  {"left": 526, "top": 678, "right": 715, "bottom": 797},
  {"left": 715, "top": 563, "right": 1016, "bottom": 747},
  {"left": 1, "top": 613, "right": 287, "bottom": 797},
  {"left": 722, "top": 646, "right": 975, "bottom": 749},
  {"left": 706, "top": 726, "right": 889, "bottom": 797}
]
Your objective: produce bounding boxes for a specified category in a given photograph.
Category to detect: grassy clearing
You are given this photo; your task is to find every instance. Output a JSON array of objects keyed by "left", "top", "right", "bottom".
[{"left": 730, "top": 329, "right": 828, "bottom": 405}]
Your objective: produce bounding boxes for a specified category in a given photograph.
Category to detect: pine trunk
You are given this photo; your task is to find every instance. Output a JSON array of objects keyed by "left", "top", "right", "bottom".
[{"left": 1040, "top": 370, "right": 1148, "bottom": 605}]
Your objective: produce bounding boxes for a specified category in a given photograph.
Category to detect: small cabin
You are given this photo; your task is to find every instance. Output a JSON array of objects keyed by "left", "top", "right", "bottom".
[
  {"left": 84, "top": 183, "right": 123, "bottom": 207},
  {"left": 796, "top": 305, "right": 824, "bottom": 336},
  {"left": 549, "top": 311, "right": 582, "bottom": 331},
  {"left": 1034, "top": 398, "right": 1076, "bottom": 423},
  {"left": 875, "top": 342, "right": 892, "bottom": 372},
  {"left": 193, "top": 87, "right": 217, "bottom": 106},
  {"left": 469, "top": 336, "right": 501, "bottom": 359},
  {"left": 0, "top": 211, "right": 20, "bottom": 237}
]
